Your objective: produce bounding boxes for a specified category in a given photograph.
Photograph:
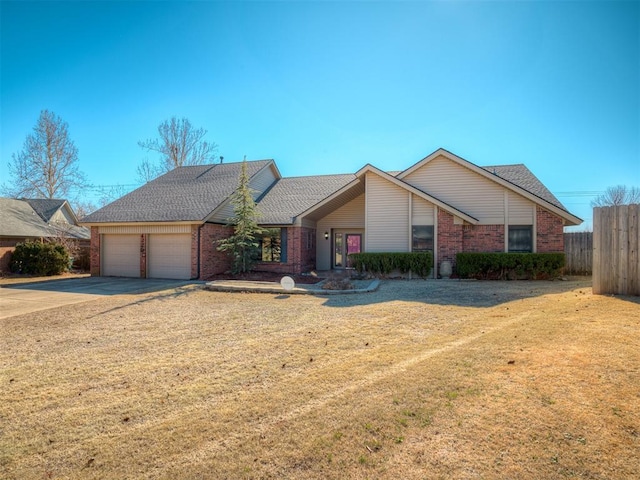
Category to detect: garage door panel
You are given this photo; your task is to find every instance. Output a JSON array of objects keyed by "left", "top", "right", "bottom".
[
  {"left": 148, "top": 234, "right": 192, "bottom": 280},
  {"left": 102, "top": 235, "right": 140, "bottom": 277}
]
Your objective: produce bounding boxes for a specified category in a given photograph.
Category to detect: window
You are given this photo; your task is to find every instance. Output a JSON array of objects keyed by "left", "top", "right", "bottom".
[
  {"left": 260, "top": 228, "right": 287, "bottom": 262},
  {"left": 412, "top": 225, "right": 434, "bottom": 253},
  {"left": 508, "top": 225, "right": 533, "bottom": 253}
]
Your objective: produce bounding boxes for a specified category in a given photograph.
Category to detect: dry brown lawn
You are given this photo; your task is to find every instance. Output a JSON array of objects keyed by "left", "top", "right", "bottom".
[{"left": 1, "top": 278, "right": 639, "bottom": 479}]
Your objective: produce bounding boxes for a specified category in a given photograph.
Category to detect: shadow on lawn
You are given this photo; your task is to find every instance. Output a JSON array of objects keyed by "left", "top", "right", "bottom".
[
  {"left": 86, "top": 285, "right": 199, "bottom": 319},
  {"left": 318, "top": 278, "right": 595, "bottom": 308},
  {"left": 2, "top": 276, "right": 201, "bottom": 296}
]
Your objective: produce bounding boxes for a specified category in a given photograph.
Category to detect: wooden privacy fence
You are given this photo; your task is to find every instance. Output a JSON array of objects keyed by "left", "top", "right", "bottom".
[
  {"left": 564, "top": 232, "right": 592, "bottom": 275},
  {"left": 593, "top": 204, "right": 640, "bottom": 296}
]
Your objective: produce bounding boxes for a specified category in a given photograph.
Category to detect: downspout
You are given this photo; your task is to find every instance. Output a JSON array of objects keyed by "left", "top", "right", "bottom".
[{"left": 197, "top": 224, "right": 202, "bottom": 280}]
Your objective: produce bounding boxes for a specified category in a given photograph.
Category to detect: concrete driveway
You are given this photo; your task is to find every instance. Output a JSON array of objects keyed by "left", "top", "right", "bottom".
[{"left": 0, "top": 277, "right": 200, "bottom": 319}]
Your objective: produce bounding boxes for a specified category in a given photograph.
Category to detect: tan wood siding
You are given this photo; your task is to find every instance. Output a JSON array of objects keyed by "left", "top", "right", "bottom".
[
  {"left": 99, "top": 225, "right": 192, "bottom": 234},
  {"left": 50, "top": 207, "right": 75, "bottom": 224},
  {"left": 211, "top": 164, "right": 278, "bottom": 223},
  {"left": 412, "top": 194, "right": 434, "bottom": 225},
  {"left": 404, "top": 154, "right": 505, "bottom": 224},
  {"left": 316, "top": 194, "right": 365, "bottom": 270},
  {"left": 508, "top": 192, "right": 534, "bottom": 224},
  {"left": 366, "top": 172, "right": 409, "bottom": 251},
  {"left": 251, "top": 164, "right": 278, "bottom": 195}
]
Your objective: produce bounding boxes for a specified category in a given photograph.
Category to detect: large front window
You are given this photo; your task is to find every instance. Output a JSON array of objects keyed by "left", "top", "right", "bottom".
[
  {"left": 508, "top": 225, "right": 533, "bottom": 253},
  {"left": 412, "top": 225, "right": 434, "bottom": 253},
  {"left": 261, "top": 228, "right": 287, "bottom": 262}
]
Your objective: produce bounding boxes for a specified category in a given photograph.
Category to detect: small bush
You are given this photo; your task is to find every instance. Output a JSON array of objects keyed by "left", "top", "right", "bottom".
[
  {"left": 10, "top": 241, "right": 71, "bottom": 276},
  {"left": 456, "top": 252, "right": 565, "bottom": 280},
  {"left": 349, "top": 252, "right": 433, "bottom": 278},
  {"left": 322, "top": 273, "right": 355, "bottom": 290}
]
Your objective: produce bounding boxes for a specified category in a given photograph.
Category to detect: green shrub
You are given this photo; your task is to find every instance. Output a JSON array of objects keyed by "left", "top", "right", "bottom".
[
  {"left": 349, "top": 252, "right": 433, "bottom": 278},
  {"left": 456, "top": 252, "right": 565, "bottom": 280},
  {"left": 10, "top": 241, "right": 71, "bottom": 276}
]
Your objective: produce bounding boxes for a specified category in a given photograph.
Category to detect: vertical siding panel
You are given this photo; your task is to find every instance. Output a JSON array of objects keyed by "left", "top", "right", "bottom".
[
  {"left": 412, "top": 195, "right": 434, "bottom": 224},
  {"left": 403, "top": 155, "right": 505, "bottom": 223},
  {"left": 366, "top": 172, "right": 409, "bottom": 252},
  {"left": 507, "top": 192, "right": 534, "bottom": 224}
]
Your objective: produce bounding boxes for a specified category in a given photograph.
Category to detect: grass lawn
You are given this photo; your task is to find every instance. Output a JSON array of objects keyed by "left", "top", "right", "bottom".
[{"left": 1, "top": 278, "right": 639, "bottom": 479}]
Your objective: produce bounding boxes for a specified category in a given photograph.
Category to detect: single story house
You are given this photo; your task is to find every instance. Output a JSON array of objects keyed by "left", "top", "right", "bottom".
[
  {"left": 0, "top": 198, "right": 90, "bottom": 272},
  {"left": 81, "top": 148, "right": 582, "bottom": 280}
]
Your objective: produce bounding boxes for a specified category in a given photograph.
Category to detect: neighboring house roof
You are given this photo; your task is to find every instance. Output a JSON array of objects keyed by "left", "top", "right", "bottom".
[
  {"left": 257, "top": 174, "right": 357, "bottom": 224},
  {"left": 82, "top": 160, "right": 274, "bottom": 223},
  {"left": 25, "top": 198, "right": 69, "bottom": 222},
  {"left": 0, "top": 197, "right": 89, "bottom": 239}
]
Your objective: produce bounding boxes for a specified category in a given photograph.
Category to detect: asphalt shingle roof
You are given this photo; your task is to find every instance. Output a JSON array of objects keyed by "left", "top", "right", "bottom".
[
  {"left": 81, "top": 157, "right": 572, "bottom": 226},
  {"left": 25, "top": 199, "right": 68, "bottom": 222},
  {"left": 0, "top": 198, "right": 89, "bottom": 239},
  {"left": 482, "top": 164, "right": 568, "bottom": 212},
  {"left": 257, "top": 174, "right": 357, "bottom": 224},
  {"left": 82, "top": 160, "right": 273, "bottom": 223}
]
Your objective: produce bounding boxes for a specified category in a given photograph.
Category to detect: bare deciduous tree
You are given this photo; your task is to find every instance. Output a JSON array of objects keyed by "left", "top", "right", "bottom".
[
  {"left": 137, "top": 117, "right": 218, "bottom": 182},
  {"left": 3, "top": 110, "right": 87, "bottom": 199},
  {"left": 591, "top": 185, "right": 640, "bottom": 207}
]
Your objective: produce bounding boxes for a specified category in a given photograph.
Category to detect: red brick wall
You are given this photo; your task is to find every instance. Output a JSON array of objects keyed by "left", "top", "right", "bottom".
[
  {"left": 536, "top": 206, "right": 564, "bottom": 252},
  {"left": 0, "top": 237, "right": 24, "bottom": 273},
  {"left": 199, "top": 223, "right": 234, "bottom": 279},
  {"left": 255, "top": 227, "right": 316, "bottom": 275},
  {"left": 139, "top": 234, "right": 147, "bottom": 278},
  {"left": 462, "top": 224, "right": 504, "bottom": 252},
  {"left": 90, "top": 227, "right": 101, "bottom": 276},
  {"left": 437, "top": 210, "right": 463, "bottom": 275}
]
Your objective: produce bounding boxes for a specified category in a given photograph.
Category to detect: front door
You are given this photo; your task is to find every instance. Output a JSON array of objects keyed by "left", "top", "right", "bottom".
[{"left": 334, "top": 233, "right": 362, "bottom": 268}]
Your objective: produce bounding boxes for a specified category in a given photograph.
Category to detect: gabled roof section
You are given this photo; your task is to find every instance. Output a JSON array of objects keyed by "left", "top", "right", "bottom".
[
  {"left": 257, "top": 174, "right": 357, "bottom": 224},
  {"left": 481, "top": 164, "right": 565, "bottom": 210},
  {"left": 398, "top": 148, "right": 582, "bottom": 225},
  {"left": 82, "top": 160, "right": 275, "bottom": 224},
  {"left": 25, "top": 199, "right": 69, "bottom": 222},
  {"left": 0, "top": 197, "right": 89, "bottom": 239},
  {"left": 356, "top": 164, "right": 480, "bottom": 224}
]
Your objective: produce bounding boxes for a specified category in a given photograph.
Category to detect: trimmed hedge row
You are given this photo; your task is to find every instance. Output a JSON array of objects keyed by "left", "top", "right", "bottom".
[
  {"left": 10, "top": 241, "right": 71, "bottom": 276},
  {"left": 348, "top": 252, "right": 433, "bottom": 278},
  {"left": 456, "top": 252, "right": 565, "bottom": 280}
]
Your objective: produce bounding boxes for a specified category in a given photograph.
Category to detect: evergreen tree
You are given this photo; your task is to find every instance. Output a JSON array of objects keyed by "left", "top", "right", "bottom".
[{"left": 217, "top": 160, "right": 263, "bottom": 273}]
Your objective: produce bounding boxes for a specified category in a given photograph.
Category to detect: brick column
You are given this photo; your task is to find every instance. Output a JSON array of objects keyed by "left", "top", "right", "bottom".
[
  {"left": 90, "top": 227, "right": 100, "bottom": 276},
  {"left": 437, "top": 210, "right": 463, "bottom": 276},
  {"left": 536, "top": 207, "right": 564, "bottom": 252}
]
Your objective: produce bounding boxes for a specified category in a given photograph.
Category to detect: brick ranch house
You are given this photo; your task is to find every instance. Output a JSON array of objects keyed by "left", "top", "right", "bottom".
[{"left": 81, "top": 148, "right": 582, "bottom": 280}]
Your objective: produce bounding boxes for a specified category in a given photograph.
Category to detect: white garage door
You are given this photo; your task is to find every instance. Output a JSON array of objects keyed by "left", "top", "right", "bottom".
[
  {"left": 148, "top": 234, "right": 192, "bottom": 279},
  {"left": 102, "top": 234, "right": 140, "bottom": 277}
]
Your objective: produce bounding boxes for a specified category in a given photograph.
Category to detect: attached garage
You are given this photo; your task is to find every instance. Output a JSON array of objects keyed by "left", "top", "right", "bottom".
[
  {"left": 102, "top": 234, "right": 140, "bottom": 277},
  {"left": 147, "top": 233, "right": 192, "bottom": 280}
]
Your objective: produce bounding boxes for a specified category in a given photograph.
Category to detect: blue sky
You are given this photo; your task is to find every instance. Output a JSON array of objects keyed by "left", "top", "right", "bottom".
[{"left": 1, "top": 1, "right": 638, "bottom": 231}]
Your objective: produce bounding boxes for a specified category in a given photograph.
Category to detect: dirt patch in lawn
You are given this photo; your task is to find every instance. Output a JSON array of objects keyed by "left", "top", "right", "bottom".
[{"left": 1, "top": 278, "right": 639, "bottom": 479}]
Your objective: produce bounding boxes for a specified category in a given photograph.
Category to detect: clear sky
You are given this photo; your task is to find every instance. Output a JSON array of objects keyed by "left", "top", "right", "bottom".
[{"left": 1, "top": 1, "right": 638, "bottom": 231}]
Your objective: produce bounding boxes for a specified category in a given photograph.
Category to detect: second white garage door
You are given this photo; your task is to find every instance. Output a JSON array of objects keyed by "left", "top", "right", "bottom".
[{"left": 148, "top": 234, "right": 192, "bottom": 280}]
